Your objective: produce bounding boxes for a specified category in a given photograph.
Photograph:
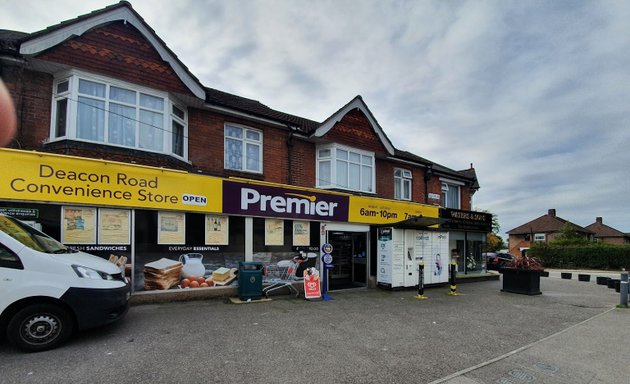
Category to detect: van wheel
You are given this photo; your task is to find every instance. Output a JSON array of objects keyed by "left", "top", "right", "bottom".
[{"left": 6, "top": 304, "right": 74, "bottom": 352}]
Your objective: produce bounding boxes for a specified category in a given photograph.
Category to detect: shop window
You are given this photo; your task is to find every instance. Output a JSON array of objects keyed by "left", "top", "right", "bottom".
[
  {"left": 394, "top": 168, "right": 412, "bottom": 200},
  {"left": 52, "top": 73, "right": 188, "bottom": 159},
  {"left": 224, "top": 124, "right": 262, "bottom": 173},
  {"left": 316, "top": 144, "right": 374, "bottom": 193},
  {"left": 441, "top": 182, "right": 460, "bottom": 209}
]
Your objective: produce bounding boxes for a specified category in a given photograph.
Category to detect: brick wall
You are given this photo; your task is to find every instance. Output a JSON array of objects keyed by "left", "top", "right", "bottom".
[
  {"left": 322, "top": 108, "right": 388, "bottom": 156},
  {"left": 37, "top": 21, "right": 191, "bottom": 95},
  {"left": 461, "top": 187, "right": 471, "bottom": 210},
  {"left": 3, "top": 68, "right": 53, "bottom": 150},
  {"left": 187, "top": 108, "right": 293, "bottom": 183},
  {"left": 289, "top": 136, "right": 316, "bottom": 188}
]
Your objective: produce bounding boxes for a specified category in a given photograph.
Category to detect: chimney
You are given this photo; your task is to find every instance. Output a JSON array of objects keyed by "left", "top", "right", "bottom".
[
  {"left": 596, "top": 217, "right": 603, "bottom": 224},
  {"left": 548, "top": 209, "right": 556, "bottom": 217}
]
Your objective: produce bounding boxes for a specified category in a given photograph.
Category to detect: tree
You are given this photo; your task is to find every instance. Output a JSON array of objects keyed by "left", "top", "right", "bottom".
[
  {"left": 551, "top": 222, "right": 591, "bottom": 246},
  {"left": 476, "top": 208, "right": 506, "bottom": 251},
  {"left": 486, "top": 232, "right": 506, "bottom": 252}
]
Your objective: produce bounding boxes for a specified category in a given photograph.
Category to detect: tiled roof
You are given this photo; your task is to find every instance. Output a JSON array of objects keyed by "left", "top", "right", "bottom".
[
  {"left": 204, "top": 87, "right": 319, "bottom": 133},
  {"left": 585, "top": 221, "right": 628, "bottom": 238},
  {"left": 507, "top": 211, "right": 593, "bottom": 235},
  {"left": 0, "top": 30, "right": 28, "bottom": 54},
  {"left": 458, "top": 167, "right": 480, "bottom": 189}
]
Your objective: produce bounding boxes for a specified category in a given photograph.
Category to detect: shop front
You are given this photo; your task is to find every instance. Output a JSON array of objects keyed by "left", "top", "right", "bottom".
[
  {"left": 439, "top": 208, "right": 493, "bottom": 275},
  {"left": 1, "top": 149, "right": 475, "bottom": 296}
]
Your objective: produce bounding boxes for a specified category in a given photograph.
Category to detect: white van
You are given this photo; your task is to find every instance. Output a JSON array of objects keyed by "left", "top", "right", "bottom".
[{"left": 0, "top": 214, "right": 129, "bottom": 352}]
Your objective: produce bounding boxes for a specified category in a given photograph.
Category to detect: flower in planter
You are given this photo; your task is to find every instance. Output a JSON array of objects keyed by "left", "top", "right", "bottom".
[{"left": 504, "top": 254, "right": 544, "bottom": 271}]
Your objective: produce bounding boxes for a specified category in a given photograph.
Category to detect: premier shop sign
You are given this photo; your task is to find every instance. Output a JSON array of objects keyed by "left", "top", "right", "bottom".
[{"left": 223, "top": 181, "right": 349, "bottom": 221}]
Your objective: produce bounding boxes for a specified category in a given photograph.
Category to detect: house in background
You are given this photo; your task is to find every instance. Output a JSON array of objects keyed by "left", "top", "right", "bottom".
[
  {"left": 585, "top": 217, "right": 630, "bottom": 245},
  {"left": 506, "top": 209, "right": 594, "bottom": 256}
]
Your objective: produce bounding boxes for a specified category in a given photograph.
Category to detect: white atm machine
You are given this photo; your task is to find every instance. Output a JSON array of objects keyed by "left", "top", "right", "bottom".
[{"left": 377, "top": 227, "right": 449, "bottom": 289}]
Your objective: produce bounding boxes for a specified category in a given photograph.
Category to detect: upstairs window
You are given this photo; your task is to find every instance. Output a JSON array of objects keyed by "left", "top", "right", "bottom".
[
  {"left": 394, "top": 168, "right": 412, "bottom": 200},
  {"left": 441, "top": 182, "right": 461, "bottom": 209},
  {"left": 317, "top": 144, "right": 374, "bottom": 193},
  {"left": 224, "top": 124, "right": 262, "bottom": 173},
  {"left": 52, "top": 73, "right": 187, "bottom": 158},
  {"left": 534, "top": 233, "right": 546, "bottom": 242}
]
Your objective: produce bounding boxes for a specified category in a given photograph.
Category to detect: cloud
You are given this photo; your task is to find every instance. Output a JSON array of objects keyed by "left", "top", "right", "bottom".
[{"left": 1, "top": 0, "right": 629, "bottom": 237}]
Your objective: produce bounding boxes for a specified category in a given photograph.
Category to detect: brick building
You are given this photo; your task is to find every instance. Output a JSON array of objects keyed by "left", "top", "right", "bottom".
[
  {"left": 506, "top": 209, "right": 594, "bottom": 256},
  {"left": 585, "top": 217, "right": 630, "bottom": 245},
  {"left": 0, "top": 2, "right": 490, "bottom": 294}
]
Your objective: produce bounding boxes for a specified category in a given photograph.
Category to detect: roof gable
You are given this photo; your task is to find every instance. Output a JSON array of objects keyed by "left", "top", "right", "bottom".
[
  {"left": 18, "top": 2, "right": 204, "bottom": 99},
  {"left": 312, "top": 96, "right": 395, "bottom": 155},
  {"left": 585, "top": 220, "right": 628, "bottom": 238},
  {"left": 507, "top": 210, "right": 592, "bottom": 235}
]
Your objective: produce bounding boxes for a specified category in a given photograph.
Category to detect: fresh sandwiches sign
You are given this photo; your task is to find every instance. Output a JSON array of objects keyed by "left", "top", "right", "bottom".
[{"left": 223, "top": 181, "right": 349, "bottom": 221}]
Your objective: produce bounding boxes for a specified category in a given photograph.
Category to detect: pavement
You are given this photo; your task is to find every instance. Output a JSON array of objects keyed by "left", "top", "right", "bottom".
[
  {"left": 434, "top": 270, "right": 629, "bottom": 384},
  {"left": 1, "top": 270, "right": 628, "bottom": 384}
]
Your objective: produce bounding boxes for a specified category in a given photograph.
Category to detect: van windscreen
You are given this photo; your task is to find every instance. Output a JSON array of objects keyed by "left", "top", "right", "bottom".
[{"left": 0, "top": 215, "right": 68, "bottom": 254}]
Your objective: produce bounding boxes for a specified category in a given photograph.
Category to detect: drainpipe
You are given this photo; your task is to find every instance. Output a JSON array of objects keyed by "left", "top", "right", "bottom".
[
  {"left": 424, "top": 164, "right": 433, "bottom": 203},
  {"left": 286, "top": 126, "right": 295, "bottom": 185}
]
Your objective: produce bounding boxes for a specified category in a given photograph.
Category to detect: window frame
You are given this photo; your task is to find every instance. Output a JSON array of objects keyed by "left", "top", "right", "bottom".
[
  {"left": 316, "top": 144, "right": 375, "bottom": 193},
  {"left": 0, "top": 244, "right": 23, "bottom": 270},
  {"left": 223, "top": 123, "right": 263, "bottom": 174},
  {"left": 394, "top": 168, "right": 412, "bottom": 201},
  {"left": 50, "top": 71, "right": 188, "bottom": 159},
  {"left": 534, "top": 233, "right": 546, "bottom": 242},
  {"left": 440, "top": 181, "right": 461, "bottom": 209}
]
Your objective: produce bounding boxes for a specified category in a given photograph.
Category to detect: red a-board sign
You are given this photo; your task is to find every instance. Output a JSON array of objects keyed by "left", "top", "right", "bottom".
[{"left": 302, "top": 267, "right": 321, "bottom": 300}]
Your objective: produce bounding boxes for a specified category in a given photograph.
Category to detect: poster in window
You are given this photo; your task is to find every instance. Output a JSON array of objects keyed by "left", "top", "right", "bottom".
[
  {"left": 98, "top": 208, "right": 130, "bottom": 244},
  {"left": 61, "top": 206, "right": 96, "bottom": 244},
  {"left": 293, "top": 221, "right": 310, "bottom": 246},
  {"left": 205, "top": 215, "right": 229, "bottom": 245},
  {"left": 265, "top": 219, "right": 284, "bottom": 246},
  {"left": 158, "top": 212, "right": 186, "bottom": 244}
]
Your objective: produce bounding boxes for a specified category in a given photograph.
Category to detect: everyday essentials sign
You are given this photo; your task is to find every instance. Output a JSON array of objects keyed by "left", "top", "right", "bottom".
[{"left": 0, "top": 149, "right": 222, "bottom": 213}]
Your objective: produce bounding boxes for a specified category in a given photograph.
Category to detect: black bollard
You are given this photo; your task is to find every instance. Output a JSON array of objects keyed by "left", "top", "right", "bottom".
[
  {"left": 415, "top": 262, "right": 428, "bottom": 300},
  {"left": 448, "top": 260, "right": 460, "bottom": 296}
]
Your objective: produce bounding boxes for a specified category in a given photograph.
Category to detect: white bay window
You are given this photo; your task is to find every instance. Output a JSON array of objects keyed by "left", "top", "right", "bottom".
[
  {"left": 317, "top": 144, "right": 374, "bottom": 193},
  {"left": 52, "top": 73, "right": 187, "bottom": 158}
]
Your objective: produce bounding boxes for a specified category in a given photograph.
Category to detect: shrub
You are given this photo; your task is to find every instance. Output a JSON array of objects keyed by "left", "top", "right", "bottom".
[{"left": 530, "top": 243, "right": 630, "bottom": 270}]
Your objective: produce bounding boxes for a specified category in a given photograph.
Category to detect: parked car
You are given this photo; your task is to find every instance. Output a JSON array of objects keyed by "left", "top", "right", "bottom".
[
  {"left": 485, "top": 252, "right": 515, "bottom": 271},
  {"left": 0, "top": 214, "right": 130, "bottom": 352}
]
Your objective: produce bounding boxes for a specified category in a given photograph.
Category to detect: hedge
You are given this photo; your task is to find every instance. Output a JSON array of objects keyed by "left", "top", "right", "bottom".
[{"left": 530, "top": 243, "right": 630, "bottom": 270}]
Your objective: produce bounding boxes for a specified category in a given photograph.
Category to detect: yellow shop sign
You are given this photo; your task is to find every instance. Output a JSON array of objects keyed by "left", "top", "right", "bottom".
[
  {"left": 348, "top": 196, "right": 438, "bottom": 225},
  {"left": 0, "top": 149, "right": 222, "bottom": 213}
]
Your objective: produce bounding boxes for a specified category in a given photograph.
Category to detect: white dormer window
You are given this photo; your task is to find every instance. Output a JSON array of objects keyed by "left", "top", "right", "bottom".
[
  {"left": 316, "top": 144, "right": 374, "bottom": 193},
  {"left": 51, "top": 72, "right": 188, "bottom": 159}
]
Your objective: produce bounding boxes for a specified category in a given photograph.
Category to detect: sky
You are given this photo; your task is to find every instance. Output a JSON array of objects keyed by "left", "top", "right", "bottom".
[{"left": 1, "top": 0, "right": 629, "bottom": 240}]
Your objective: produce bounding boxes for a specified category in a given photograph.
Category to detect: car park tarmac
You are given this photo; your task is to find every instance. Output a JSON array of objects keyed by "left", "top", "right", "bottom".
[{"left": 0, "top": 274, "right": 627, "bottom": 384}]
